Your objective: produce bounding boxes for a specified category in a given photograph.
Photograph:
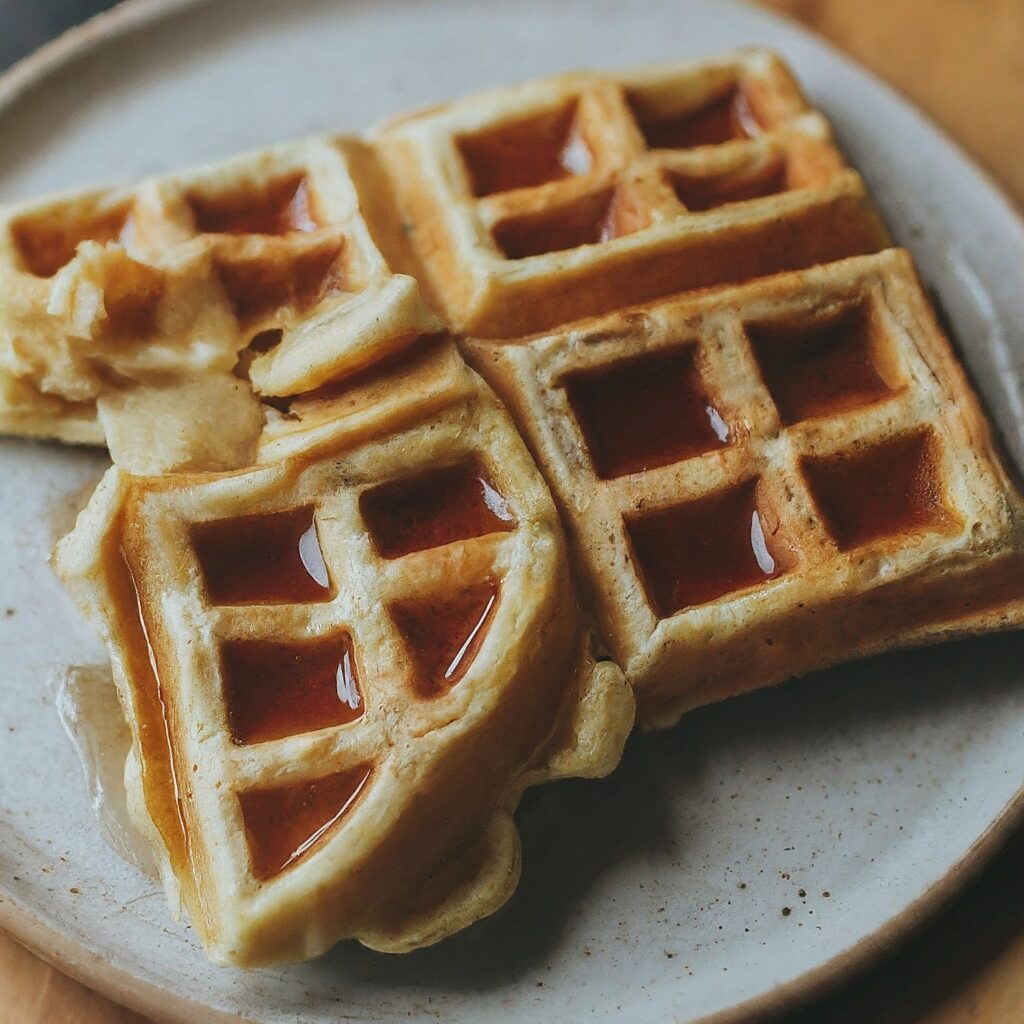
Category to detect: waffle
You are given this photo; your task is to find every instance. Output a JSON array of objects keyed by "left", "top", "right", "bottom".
[
  {"left": 465, "top": 248, "right": 1024, "bottom": 728},
  {"left": 53, "top": 340, "right": 633, "bottom": 965},
  {"left": 0, "top": 136, "right": 441, "bottom": 465},
  {"left": 372, "top": 48, "right": 889, "bottom": 337}
]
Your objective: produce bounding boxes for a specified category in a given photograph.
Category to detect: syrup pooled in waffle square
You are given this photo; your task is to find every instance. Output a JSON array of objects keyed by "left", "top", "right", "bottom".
[
  {"left": 465, "top": 249, "right": 1024, "bottom": 728},
  {"left": 0, "top": 135, "right": 440, "bottom": 461},
  {"left": 53, "top": 340, "right": 632, "bottom": 965},
  {"left": 373, "top": 48, "right": 889, "bottom": 337}
]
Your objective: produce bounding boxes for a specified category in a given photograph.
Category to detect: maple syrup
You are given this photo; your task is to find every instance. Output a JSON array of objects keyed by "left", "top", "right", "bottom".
[
  {"left": 626, "top": 479, "right": 793, "bottom": 616},
  {"left": 239, "top": 764, "right": 372, "bottom": 879},
  {"left": 565, "top": 346, "right": 729, "bottom": 478},
  {"left": 748, "top": 302, "right": 900, "bottom": 424},
  {"left": 493, "top": 184, "right": 648, "bottom": 260},
  {"left": 671, "top": 158, "right": 788, "bottom": 213},
  {"left": 192, "top": 506, "right": 331, "bottom": 605},
  {"left": 390, "top": 581, "right": 499, "bottom": 698},
  {"left": 221, "top": 634, "right": 363, "bottom": 745},
  {"left": 361, "top": 461, "right": 515, "bottom": 558},
  {"left": 12, "top": 203, "right": 135, "bottom": 278},
  {"left": 459, "top": 102, "right": 592, "bottom": 196},
  {"left": 802, "top": 430, "right": 958, "bottom": 551},
  {"left": 214, "top": 240, "right": 344, "bottom": 326},
  {"left": 634, "top": 85, "right": 761, "bottom": 151},
  {"left": 188, "top": 175, "right": 320, "bottom": 235}
]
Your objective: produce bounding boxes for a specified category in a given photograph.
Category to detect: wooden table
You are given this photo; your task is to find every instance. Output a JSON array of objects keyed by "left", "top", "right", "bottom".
[{"left": 3, "top": 1, "right": 1024, "bottom": 1022}]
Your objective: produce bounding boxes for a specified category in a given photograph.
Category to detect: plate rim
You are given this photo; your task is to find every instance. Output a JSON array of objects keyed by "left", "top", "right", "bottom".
[{"left": 0, "top": 2, "right": 1022, "bottom": 1022}]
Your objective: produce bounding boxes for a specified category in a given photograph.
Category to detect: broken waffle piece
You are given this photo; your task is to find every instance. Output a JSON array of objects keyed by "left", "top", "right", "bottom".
[
  {"left": 465, "top": 249, "right": 1024, "bottom": 728},
  {"left": 0, "top": 136, "right": 442, "bottom": 459},
  {"left": 53, "top": 341, "right": 632, "bottom": 965}
]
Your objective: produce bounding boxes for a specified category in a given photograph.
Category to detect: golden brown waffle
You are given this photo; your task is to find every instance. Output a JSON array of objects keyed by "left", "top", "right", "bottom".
[
  {"left": 372, "top": 48, "right": 889, "bottom": 337},
  {"left": 0, "top": 136, "right": 441, "bottom": 458},
  {"left": 33, "top": 49, "right": 1024, "bottom": 966},
  {"left": 465, "top": 249, "right": 1024, "bottom": 728},
  {"left": 53, "top": 340, "right": 633, "bottom": 965}
]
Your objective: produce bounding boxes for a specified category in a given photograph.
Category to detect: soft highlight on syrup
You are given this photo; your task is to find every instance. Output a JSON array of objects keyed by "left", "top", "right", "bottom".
[
  {"left": 633, "top": 85, "right": 761, "bottom": 151},
  {"left": 459, "top": 101, "right": 592, "bottom": 196},
  {"left": 188, "top": 174, "right": 319, "bottom": 235},
  {"left": 627, "top": 479, "right": 792, "bottom": 616},
  {"left": 361, "top": 461, "right": 515, "bottom": 558},
  {"left": 192, "top": 506, "right": 331, "bottom": 605},
  {"left": 391, "top": 582, "right": 500, "bottom": 698},
  {"left": 566, "top": 346, "right": 729, "bottom": 478},
  {"left": 221, "top": 635, "right": 363, "bottom": 745},
  {"left": 239, "top": 764, "right": 372, "bottom": 879}
]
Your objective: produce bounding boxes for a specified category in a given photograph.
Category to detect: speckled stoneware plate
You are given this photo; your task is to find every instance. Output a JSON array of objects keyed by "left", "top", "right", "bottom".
[{"left": 2, "top": 1, "right": 1024, "bottom": 1022}]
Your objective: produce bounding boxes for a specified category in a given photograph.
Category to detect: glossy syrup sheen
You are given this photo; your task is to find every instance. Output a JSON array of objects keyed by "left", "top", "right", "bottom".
[
  {"left": 748, "top": 303, "right": 900, "bottom": 424},
  {"left": 566, "top": 347, "right": 729, "bottom": 478},
  {"left": 627, "top": 479, "right": 792, "bottom": 616},
  {"left": 360, "top": 461, "right": 515, "bottom": 559},
  {"left": 192, "top": 506, "right": 331, "bottom": 605},
  {"left": 214, "top": 239, "right": 344, "bottom": 327},
  {"left": 637, "top": 85, "right": 761, "bottom": 151},
  {"left": 110, "top": 530, "right": 199, "bottom": 925},
  {"left": 390, "top": 581, "right": 499, "bottom": 698},
  {"left": 492, "top": 185, "right": 646, "bottom": 260},
  {"left": 803, "top": 430, "right": 959, "bottom": 551},
  {"left": 221, "top": 634, "right": 363, "bottom": 745},
  {"left": 188, "top": 174, "right": 319, "bottom": 235},
  {"left": 459, "top": 102, "right": 592, "bottom": 196},
  {"left": 671, "top": 158, "right": 788, "bottom": 213},
  {"left": 239, "top": 764, "right": 372, "bottom": 880},
  {"left": 12, "top": 202, "right": 134, "bottom": 277}
]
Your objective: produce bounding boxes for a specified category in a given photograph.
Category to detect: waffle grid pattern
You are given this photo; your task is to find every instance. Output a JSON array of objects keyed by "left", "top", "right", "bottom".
[
  {"left": 375, "top": 49, "right": 888, "bottom": 335},
  {"left": 465, "top": 249, "right": 1024, "bottom": 721}
]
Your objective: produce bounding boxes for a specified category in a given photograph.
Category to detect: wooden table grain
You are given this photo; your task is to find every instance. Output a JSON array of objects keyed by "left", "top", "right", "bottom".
[{"left": 3, "top": 1, "right": 1024, "bottom": 1022}]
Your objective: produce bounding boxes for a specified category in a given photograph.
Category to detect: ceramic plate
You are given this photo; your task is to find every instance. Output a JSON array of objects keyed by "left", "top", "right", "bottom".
[{"left": 2, "top": 1, "right": 1024, "bottom": 1022}]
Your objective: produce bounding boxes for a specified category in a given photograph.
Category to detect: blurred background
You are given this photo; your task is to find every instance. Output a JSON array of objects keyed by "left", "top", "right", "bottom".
[{"left": 1, "top": 0, "right": 118, "bottom": 69}]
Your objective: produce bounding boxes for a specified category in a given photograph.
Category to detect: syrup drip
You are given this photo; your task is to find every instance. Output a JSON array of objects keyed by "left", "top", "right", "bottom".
[
  {"left": 192, "top": 506, "right": 331, "bottom": 605},
  {"left": 239, "top": 764, "right": 372, "bottom": 879},
  {"left": 189, "top": 175, "right": 319, "bottom": 235},
  {"left": 627, "top": 479, "right": 791, "bottom": 616},
  {"left": 638, "top": 86, "right": 761, "bottom": 150},
  {"left": 803, "top": 430, "right": 957, "bottom": 551},
  {"left": 222, "top": 634, "right": 363, "bottom": 745},
  {"left": 13, "top": 204, "right": 135, "bottom": 278},
  {"left": 460, "top": 102, "right": 592, "bottom": 196},
  {"left": 566, "top": 347, "right": 729, "bottom": 478},
  {"left": 361, "top": 462, "right": 515, "bottom": 559},
  {"left": 748, "top": 303, "right": 899, "bottom": 424},
  {"left": 391, "top": 582, "right": 500, "bottom": 698}
]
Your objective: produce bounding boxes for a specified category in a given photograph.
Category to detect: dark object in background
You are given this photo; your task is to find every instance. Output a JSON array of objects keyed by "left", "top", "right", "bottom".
[{"left": 1, "top": 0, "right": 120, "bottom": 71}]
